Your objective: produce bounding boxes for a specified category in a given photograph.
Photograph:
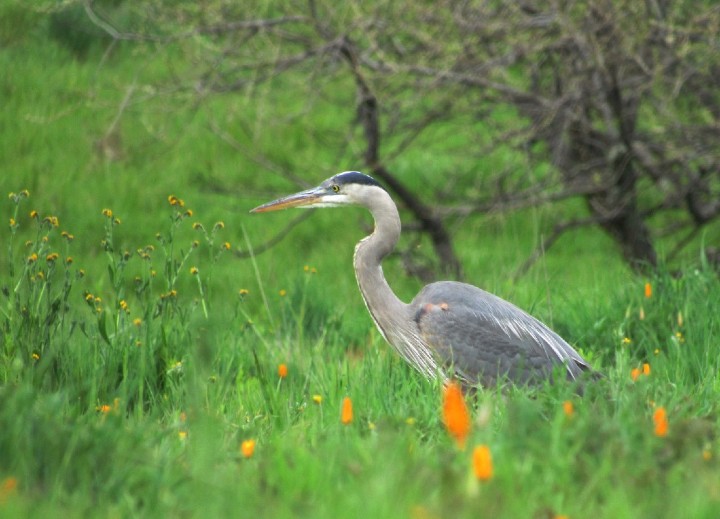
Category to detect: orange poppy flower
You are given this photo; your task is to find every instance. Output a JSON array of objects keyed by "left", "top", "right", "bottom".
[
  {"left": 442, "top": 381, "right": 471, "bottom": 449},
  {"left": 241, "top": 439, "right": 256, "bottom": 458}
]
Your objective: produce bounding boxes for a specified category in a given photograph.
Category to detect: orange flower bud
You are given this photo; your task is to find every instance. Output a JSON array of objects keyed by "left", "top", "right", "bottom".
[
  {"left": 472, "top": 445, "right": 493, "bottom": 481},
  {"left": 653, "top": 407, "right": 668, "bottom": 437},
  {"left": 341, "top": 396, "right": 353, "bottom": 425}
]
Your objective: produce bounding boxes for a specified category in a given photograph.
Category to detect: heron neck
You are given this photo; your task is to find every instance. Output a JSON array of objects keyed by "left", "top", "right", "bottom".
[{"left": 353, "top": 195, "right": 408, "bottom": 338}]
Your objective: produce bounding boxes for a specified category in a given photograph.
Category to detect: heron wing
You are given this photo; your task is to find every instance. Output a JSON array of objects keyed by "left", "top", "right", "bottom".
[{"left": 411, "top": 281, "right": 590, "bottom": 386}]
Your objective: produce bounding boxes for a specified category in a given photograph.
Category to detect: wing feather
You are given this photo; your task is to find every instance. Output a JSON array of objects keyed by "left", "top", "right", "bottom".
[{"left": 412, "top": 281, "right": 590, "bottom": 386}]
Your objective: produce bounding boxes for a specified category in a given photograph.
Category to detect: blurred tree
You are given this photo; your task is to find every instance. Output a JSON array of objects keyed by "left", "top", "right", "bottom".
[{"left": 82, "top": 0, "right": 720, "bottom": 276}]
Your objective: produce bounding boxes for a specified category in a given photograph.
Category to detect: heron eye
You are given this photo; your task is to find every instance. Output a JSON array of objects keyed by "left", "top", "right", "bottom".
[{"left": 331, "top": 184, "right": 340, "bottom": 193}]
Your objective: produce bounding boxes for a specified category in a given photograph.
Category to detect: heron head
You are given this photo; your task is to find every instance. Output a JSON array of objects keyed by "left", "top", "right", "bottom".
[{"left": 250, "top": 171, "right": 385, "bottom": 213}]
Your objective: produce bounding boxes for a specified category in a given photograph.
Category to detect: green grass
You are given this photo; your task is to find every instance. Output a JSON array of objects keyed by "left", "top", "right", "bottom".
[{"left": 1, "top": 22, "right": 720, "bottom": 519}]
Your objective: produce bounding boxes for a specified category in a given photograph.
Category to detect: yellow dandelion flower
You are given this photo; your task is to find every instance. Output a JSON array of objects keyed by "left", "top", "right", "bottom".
[
  {"left": 223, "top": 242, "right": 231, "bottom": 250},
  {"left": 190, "top": 266, "right": 199, "bottom": 275},
  {"left": 622, "top": 337, "right": 632, "bottom": 345},
  {"left": 341, "top": 396, "right": 353, "bottom": 425},
  {"left": 192, "top": 222, "right": 203, "bottom": 230},
  {"left": 472, "top": 445, "right": 494, "bottom": 481},
  {"left": 98, "top": 404, "right": 111, "bottom": 414},
  {"left": 653, "top": 407, "right": 668, "bottom": 437},
  {"left": 27, "top": 253, "right": 38, "bottom": 264},
  {"left": 133, "top": 318, "right": 142, "bottom": 327},
  {"left": 185, "top": 209, "right": 193, "bottom": 217},
  {"left": 241, "top": 439, "right": 256, "bottom": 458},
  {"left": 167, "top": 195, "right": 184, "bottom": 207},
  {"left": 703, "top": 449, "right": 712, "bottom": 461},
  {"left": 312, "top": 395, "right": 323, "bottom": 404},
  {"left": 29, "top": 210, "right": 38, "bottom": 219},
  {"left": 304, "top": 265, "right": 310, "bottom": 272},
  {"left": 178, "top": 431, "right": 188, "bottom": 440},
  {"left": 66, "top": 257, "right": 73, "bottom": 264},
  {"left": 214, "top": 221, "right": 225, "bottom": 230},
  {"left": 9, "top": 218, "right": 16, "bottom": 227},
  {"left": 279, "top": 289, "right": 287, "bottom": 297},
  {"left": 45, "top": 252, "right": 59, "bottom": 263},
  {"left": 405, "top": 417, "right": 416, "bottom": 425},
  {"left": 101, "top": 208, "right": 113, "bottom": 218},
  {"left": 31, "top": 353, "right": 40, "bottom": 361},
  {"left": 239, "top": 289, "right": 249, "bottom": 297},
  {"left": 442, "top": 381, "right": 471, "bottom": 449}
]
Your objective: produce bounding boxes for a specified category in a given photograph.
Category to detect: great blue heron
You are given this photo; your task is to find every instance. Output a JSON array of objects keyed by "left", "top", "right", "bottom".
[{"left": 251, "top": 171, "right": 594, "bottom": 388}]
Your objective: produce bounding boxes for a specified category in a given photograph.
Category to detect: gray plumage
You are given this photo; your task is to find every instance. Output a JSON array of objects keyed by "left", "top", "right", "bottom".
[{"left": 251, "top": 171, "right": 594, "bottom": 388}]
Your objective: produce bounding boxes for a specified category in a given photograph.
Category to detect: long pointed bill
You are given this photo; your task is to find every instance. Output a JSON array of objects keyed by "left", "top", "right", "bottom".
[{"left": 250, "top": 187, "right": 325, "bottom": 213}]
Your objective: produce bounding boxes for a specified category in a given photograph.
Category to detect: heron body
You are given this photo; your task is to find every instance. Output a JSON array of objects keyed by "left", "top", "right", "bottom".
[{"left": 251, "top": 171, "right": 594, "bottom": 388}]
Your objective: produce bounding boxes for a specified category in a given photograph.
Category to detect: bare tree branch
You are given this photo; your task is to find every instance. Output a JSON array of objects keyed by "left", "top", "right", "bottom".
[
  {"left": 338, "top": 36, "right": 463, "bottom": 278},
  {"left": 84, "top": 1, "right": 306, "bottom": 43}
]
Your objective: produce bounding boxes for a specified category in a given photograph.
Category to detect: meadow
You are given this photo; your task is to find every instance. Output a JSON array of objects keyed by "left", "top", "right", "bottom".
[{"left": 1, "top": 14, "right": 720, "bottom": 519}]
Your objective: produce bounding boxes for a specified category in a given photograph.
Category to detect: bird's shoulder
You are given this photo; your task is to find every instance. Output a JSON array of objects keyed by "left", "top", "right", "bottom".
[{"left": 411, "top": 281, "right": 522, "bottom": 321}]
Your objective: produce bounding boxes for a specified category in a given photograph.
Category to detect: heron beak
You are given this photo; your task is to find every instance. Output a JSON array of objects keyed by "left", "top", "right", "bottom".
[{"left": 250, "top": 187, "right": 324, "bottom": 213}]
